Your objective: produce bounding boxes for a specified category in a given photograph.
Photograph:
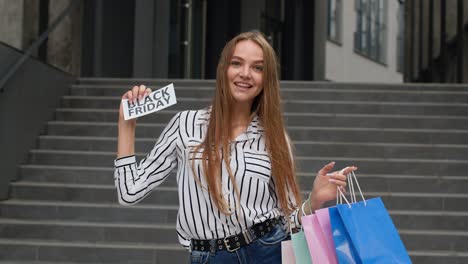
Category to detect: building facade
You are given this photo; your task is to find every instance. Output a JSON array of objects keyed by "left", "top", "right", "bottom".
[
  {"left": 0, "top": 0, "right": 407, "bottom": 83},
  {"left": 404, "top": 0, "right": 468, "bottom": 83},
  {"left": 325, "top": 0, "right": 404, "bottom": 82}
]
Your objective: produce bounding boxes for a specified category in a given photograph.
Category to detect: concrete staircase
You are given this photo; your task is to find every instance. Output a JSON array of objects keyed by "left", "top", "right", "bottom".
[{"left": 1, "top": 78, "right": 468, "bottom": 263}]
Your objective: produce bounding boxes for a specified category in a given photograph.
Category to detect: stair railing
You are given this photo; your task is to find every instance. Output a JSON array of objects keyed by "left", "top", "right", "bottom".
[{"left": 0, "top": 0, "right": 81, "bottom": 93}]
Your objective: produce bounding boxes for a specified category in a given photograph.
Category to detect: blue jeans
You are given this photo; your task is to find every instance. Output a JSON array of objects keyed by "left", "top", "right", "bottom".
[{"left": 190, "top": 224, "right": 288, "bottom": 264}]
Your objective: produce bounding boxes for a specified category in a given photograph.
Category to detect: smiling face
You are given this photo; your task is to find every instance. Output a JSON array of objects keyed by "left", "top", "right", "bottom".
[{"left": 227, "top": 40, "right": 264, "bottom": 108}]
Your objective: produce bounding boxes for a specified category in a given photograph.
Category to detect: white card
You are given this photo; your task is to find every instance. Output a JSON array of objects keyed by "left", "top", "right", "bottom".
[{"left": 122, "top": 83, "right": 177, "bottom": 120}]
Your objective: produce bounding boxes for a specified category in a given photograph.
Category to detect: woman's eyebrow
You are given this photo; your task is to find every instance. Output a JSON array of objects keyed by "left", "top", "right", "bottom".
[
  {"left": 231, "top": 56, "right": 244, "bottom": 61},
  {"left": 231, "top": 56, "right": 264, "bottom": 63}
]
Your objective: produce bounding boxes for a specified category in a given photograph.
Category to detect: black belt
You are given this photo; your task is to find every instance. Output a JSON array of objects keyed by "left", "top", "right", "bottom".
[{"left": 190, "top": 218, "right": 281, "bottom": 252}]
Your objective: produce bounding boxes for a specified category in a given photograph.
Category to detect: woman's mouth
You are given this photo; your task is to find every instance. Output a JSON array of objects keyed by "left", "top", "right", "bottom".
[{"left": 234, "top": 82, "right": 253, "bottom": 89}]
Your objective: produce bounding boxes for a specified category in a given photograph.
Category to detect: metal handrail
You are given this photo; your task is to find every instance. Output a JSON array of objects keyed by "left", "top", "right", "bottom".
[{"left": 0, "top": 0, "right": 81, "bottom": 93}]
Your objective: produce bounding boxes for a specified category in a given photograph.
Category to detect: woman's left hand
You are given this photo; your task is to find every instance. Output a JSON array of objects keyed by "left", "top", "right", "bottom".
[{"left": 309, "top": 162, "right": 358, "bottom": 212}]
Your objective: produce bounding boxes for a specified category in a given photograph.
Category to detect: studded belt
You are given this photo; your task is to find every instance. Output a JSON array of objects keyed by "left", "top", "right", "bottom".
[{"left": 190, "top": 218, "right": 280, "bottom": 252}]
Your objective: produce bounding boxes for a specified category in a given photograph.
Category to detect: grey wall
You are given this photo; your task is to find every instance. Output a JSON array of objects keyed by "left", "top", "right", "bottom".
[
  {"left": 0, "top": 0, "right": 24, "bottom": 49},
  {"left": 0, "top": 42, "right": 74, "bottom": 199}
]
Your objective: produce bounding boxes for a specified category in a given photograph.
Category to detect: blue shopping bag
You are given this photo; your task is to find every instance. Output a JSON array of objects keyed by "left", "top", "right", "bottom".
[
  {"left": 329, "top": 206, "right": 361, "bottom": 264},
  {"left": 336, "top": 197, "right": 412, "bottom": 264}
]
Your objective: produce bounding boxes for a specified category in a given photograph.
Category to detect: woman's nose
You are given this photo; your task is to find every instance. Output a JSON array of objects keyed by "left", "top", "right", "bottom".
[{"left": 239, "top": 66, "right": 251, "bottom": 78}]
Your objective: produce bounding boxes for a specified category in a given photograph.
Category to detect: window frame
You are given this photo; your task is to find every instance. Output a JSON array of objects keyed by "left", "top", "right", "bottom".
[
  {"left": 354, "top": 0, "right": 388, "bottom": 64},
  {"left": 327, "top": 0, "right": 343, "bottom": 44}
]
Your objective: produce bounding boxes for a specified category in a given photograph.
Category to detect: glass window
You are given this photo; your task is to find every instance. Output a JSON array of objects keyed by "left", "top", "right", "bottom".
[
  {"left": 354, "top": 0, "right": 387, "bottom": 63},
  {"left": 328, "top": 0, "right": 342, "bottom": 43}
]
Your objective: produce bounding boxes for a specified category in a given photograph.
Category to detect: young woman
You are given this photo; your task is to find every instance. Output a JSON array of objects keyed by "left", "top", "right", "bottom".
[{"left": 115, "top": 31, "right": 356, "bottom": 263}]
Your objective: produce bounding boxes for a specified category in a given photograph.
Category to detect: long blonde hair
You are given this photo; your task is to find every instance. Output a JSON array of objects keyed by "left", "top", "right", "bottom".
[{"left": 193, "top": 31, "right": 302, "bottom": 216}]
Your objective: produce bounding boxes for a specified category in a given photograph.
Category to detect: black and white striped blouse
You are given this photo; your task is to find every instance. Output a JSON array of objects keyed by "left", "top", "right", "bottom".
[{"left": 114, "top": 108, "right": 300, "bottom": 247}]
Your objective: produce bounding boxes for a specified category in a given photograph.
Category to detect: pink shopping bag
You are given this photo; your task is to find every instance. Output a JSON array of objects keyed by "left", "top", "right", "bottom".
[
  {"left": 315, "top": 207, "right": 339, "bottom": 263},
  {"left": 302, "top": 213, "right": 338, "bottom": 264},
  {"left": 282, "top": 239, "right": 297, "bottom": 264}
]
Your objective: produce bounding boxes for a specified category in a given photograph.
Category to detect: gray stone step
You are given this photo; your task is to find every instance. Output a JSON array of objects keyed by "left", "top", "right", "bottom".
[
  {"left": 77, "top": 78, "right": 468, "bottom": 91},
  {"left": 75, "top": 77, "right": 468, "bottom": 90},
  {"left": 38, "top": 135, "right": 468, "bottom": 160},
  {"left": 18, "top": 164, "right": 468, "bottom": 194},
  {"left": 71, "top": 82, "right": 468, "bottom": 97},
  {"left": 401, "top": 229, "right": 468, "bottom": 253},
  {"left": 1, "top": 218, "right": 467, "bottom": 254},
  {"left": 57, "top": 98, "right": 468, "bottom": 118},
  {"left": 0, "top": 200, "right": 177, "bottom": 224},
  {"left": 409, "top": 251, "right": 468, "bottom": 264},
  {"left": 2, "top": 238, "right": 467, "bottom": 264},
  {"left": 27, "top": 149, "right": 468, "bottom": 176},
  {"left": 58, "top": 98, "right": 468, "bottom": 117},
  {"left": 55, "top": 105, "right": 468, "bottom": 128},
  {"left": 392, "top": 210, "right": 468, "bottom": 232},
  {"left": 2, "top": 200, "right": 468, "bottom": 231},
  {"left": 0, "top": 218, "right": 178, "bottom": 244},
  {"left": 45, "top": 121, "right": 468, "bottom": 144},
  {"left": 68, "top": 87, "right": 468, "bottom": 103},
  {"left": 54, "top": 105, "right": 468, "bottom": 130},
  {"left": 9, "top": 182, "right": 468, "bottom": 212},
  {"left": 0, "top": 238, "right": 188, "bottom": 263}
]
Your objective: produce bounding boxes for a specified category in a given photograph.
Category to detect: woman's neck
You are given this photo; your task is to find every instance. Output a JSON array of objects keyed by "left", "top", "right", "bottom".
[{"left": 230, "top": 103, "right": 252, "bottom": 126}]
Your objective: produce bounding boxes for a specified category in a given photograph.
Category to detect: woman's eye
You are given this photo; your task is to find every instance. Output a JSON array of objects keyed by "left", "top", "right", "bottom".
[
  {"left": 254, "top": 65, "right": 264, "bottom": 72},
  {"left": 230, "top": 61, "right": 241, "bottom": 66}
]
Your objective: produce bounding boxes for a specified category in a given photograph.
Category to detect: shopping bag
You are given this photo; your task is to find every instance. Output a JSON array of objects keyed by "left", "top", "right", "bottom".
[
  {"left": 336, "top": 197, "right": 412, "bottom": 263},
  {"left": 302, "top": 214, "right": 338, "bottom": 264},
  {"left": 282, "top": 239, "right": 296, "bottom": 264},
  {"left": 291, "top": 230, "right": 313, "bottom": 264},
  {"left": 315, "top": 207, "right": 339, "bottom": 263},
  {"left": 329, "top": 206, "right": 361, "bottom": 264}
]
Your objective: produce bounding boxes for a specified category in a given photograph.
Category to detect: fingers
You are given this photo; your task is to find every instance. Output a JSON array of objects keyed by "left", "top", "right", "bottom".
[
  {"left": 341, "top": 166, "right": 358, "bottom": 176},
  {"left": 122, "top": 85, "right": 152, "bottom": 103},
  {"left": 327, "top": 165, "right": 358, "bottom": 188},
  {"left": 318, "top": 161, "right": 335, "bottom": 176},
  {"left": 144, "top": 87, "right": 152, "bottom": 96},
  {"left": 328, "top": 177, "right": 347, "bottom": 187}
]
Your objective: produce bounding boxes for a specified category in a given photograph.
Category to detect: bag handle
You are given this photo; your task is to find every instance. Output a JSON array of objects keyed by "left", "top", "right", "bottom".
[
  {"left": 343, "top": 170, "right": 366, "bottom": 207},
  {"left": 337, "top": 185, "right": 351, "bottom": 206}
]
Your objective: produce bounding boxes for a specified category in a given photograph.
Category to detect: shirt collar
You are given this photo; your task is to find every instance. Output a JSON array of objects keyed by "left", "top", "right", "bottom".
[{"left": 195, "top": 107, "right": 263, "bottom": 142}]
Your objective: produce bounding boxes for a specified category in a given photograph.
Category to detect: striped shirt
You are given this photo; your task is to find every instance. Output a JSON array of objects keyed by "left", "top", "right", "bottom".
[{"left": 114, "top": 108, "right": 300, "bottom": 247}]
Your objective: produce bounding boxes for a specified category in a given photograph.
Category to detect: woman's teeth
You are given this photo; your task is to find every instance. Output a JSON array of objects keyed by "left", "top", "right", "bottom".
[{"left": 235, "top": 82, "right": 252, "bottom": 88}]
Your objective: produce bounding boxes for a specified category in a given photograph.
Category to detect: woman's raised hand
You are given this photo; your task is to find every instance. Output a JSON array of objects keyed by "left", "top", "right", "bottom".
[
  {"left": 119, "top": 85, "right": 152, "bottom": 123},
  {"left": 309, "top": 162, "right": 357, "bottom": 210}
]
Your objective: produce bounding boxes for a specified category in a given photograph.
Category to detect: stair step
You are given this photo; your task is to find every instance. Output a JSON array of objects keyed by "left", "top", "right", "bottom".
[
  {"left": 61, "top": 96, "right": 210, "bottom": 110},
  {"left": 0, "top": 200, "right": 177, "bottom": 224},
  {"left": 19, "top": 164, "right": 468, "bottom": 194},
  {"left": 1, "top": 200, "right": 468, "bottom": 231},
  {"left": 1, "top": 239, "right": 466, "bottom": 264},
  {"left": 45, "top": 121, "right": 468, "bottom": 144},
  {"left": 400, "top": 229, "right": 468, "bottom": 252},
  {"left": 55, "top": 104, "right": 468, "bottom": 130},
  {"left": 409, "top": 250, "right": 468, "bottom": 264},
  {"left": 55, "top": 95, "right": 468, "bottom": 116},
  {"left": 0, "top": 217, "right": 467, "bottom": 253},
  {"left": 27, "top": 149, "right": 468, "bottom": 176},
  {"left": 0, "top": 218, "right": 178, "bottom": 244},
  {"left": 9, "top": 181, "right": 468, "bottom": 212},
  {"left": 0, "top": 238, "right": 187, "bottom": 263},
  {"left": 71, "top": 83, "right": 468, "bottom": 102},
  {"left": 72, "top": 79, "right": 468, "bottom": 93},
  {"left": 58, "top": 98, "right": 468, "bottom": 117},
  {"left": 76, "top": 78, "right": 468, "bottom": 91},
  {"left": 38, "top": 135, "right": 468, "bottom": 160}
]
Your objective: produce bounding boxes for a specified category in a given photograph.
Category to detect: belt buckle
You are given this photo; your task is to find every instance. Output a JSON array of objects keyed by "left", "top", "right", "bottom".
[{"left": 223, "top": 237, "right": 240, "bottom": 252}]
